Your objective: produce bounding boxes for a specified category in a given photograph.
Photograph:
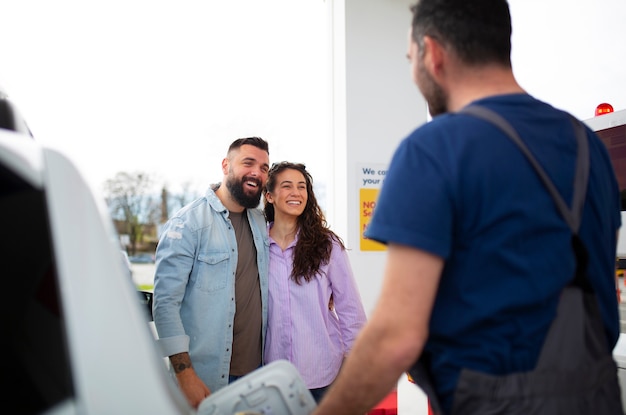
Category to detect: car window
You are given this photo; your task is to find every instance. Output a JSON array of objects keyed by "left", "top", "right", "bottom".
[{"left": 1, "top": 163, "right": 75, "bottom": 413}]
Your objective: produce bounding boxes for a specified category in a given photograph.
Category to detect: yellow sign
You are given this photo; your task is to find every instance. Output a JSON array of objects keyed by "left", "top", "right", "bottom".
[{"left": 360, "top": 188, "right": 386, "bottom": 251}]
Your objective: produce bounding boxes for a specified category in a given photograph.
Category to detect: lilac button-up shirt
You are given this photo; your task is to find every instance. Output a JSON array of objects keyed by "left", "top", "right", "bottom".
[{"left": 264, "top": 229, "right": 367, "bottom": 389}]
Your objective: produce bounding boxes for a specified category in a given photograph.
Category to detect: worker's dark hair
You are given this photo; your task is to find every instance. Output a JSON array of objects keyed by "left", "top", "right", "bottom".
[{"left": 410, "top": 0, "right": 512, "bottom": 67}]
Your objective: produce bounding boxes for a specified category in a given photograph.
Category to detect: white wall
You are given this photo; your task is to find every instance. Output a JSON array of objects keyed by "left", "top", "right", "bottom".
[
  {"left": 332, "top": 6, "right": 431, "bottom": 411},
  {"left": 331, "top": 0, "right": 427, "bottom": 316}
]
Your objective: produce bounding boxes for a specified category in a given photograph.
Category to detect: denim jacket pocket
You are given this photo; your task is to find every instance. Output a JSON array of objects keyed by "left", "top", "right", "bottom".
[{"left": 193, "top": 251, "right": 230, "bottom": 293}]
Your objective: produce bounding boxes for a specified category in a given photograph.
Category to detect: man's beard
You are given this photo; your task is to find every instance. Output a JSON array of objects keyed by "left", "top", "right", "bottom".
[
  {"left": 226, "top": 174, "right": 262, "bottom": 209},
  {"left": 417, "top": 58, "right": 447, "bottom": 116}
]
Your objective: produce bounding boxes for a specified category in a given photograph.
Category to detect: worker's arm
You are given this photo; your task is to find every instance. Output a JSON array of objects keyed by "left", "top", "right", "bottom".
[{"left": 312, "top": 243, "right": 443, "bottom": 415}]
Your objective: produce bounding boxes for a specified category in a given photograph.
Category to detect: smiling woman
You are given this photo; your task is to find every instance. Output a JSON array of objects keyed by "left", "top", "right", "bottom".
[{"left": 262, "top": 161, "right": 367, "bottom": 403}]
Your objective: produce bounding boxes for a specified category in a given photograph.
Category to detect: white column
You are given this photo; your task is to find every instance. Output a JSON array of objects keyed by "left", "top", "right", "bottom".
[{"left": 330, "top": 0, "right": 427, "bottom": 317}]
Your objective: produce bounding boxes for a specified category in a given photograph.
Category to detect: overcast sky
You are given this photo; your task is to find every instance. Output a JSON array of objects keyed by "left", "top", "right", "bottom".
[
  {"left": 0, "top": 0, "right": 331, "bottom": 195},
  {"left": 508, "top": 0, "right": 626, "bottom": 120},
  {"left": 1, "top": 0, "right": 625, "bottom": 198}
]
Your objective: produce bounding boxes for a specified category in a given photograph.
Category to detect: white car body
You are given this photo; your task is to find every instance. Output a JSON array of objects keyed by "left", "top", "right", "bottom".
[{"left": 0, "top": 127, "right": 191, "bottom": 414}]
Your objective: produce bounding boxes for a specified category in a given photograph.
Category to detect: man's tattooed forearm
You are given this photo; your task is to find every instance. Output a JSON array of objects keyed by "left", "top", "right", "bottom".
[{"left": 170, "top": 354, "right": 192, "bottom": 374}]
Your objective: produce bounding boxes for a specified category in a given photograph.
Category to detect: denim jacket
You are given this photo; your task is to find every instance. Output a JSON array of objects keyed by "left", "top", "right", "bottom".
[{"left": 152, "top": 185, "right": 269, "bottom": 393}]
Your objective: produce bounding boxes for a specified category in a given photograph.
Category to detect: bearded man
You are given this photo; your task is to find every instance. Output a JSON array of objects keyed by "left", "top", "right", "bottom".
[{"left": 153, "top": 137, "right": 270, "bottom": 409}]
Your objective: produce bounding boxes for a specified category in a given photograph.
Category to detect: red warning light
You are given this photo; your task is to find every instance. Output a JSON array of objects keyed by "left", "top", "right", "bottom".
[{"left": 595, "top": 103, "right": 614, "bottom": 116}]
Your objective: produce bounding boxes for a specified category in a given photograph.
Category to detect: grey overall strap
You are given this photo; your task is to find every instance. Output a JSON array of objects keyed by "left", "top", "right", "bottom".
[{"left": 459, "top": 105, "right": 590, "bottom": 234}]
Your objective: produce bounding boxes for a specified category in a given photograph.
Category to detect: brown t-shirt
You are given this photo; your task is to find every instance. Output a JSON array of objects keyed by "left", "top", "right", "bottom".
[{"left": 228, "top": 210, "right": 262, "bottom": 376}]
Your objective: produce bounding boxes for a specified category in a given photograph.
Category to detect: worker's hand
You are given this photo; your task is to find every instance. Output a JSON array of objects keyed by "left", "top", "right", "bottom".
[{"left": 176, "top": 368, "right": 211, "bottom": 409}]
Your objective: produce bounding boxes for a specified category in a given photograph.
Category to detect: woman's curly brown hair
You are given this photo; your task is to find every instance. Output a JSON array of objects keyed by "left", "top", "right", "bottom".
[{"left": 263, "top": 161, "right": 345, "bottom": 284}]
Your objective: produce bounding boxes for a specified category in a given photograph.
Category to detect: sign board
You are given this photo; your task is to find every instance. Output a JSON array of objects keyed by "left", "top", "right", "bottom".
[{"left": 358, "top": 164, "right": 387, "bottom": 251}]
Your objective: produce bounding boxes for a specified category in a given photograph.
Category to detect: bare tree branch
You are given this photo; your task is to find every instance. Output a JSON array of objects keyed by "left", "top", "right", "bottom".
[{"left": 103, "top": 171, "right": 158, "bottom": 255}]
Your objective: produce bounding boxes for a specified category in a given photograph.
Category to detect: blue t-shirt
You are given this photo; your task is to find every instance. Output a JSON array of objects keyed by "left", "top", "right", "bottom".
[{"left": 365, "top": 94, "right": 621, "bottom": 412}]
